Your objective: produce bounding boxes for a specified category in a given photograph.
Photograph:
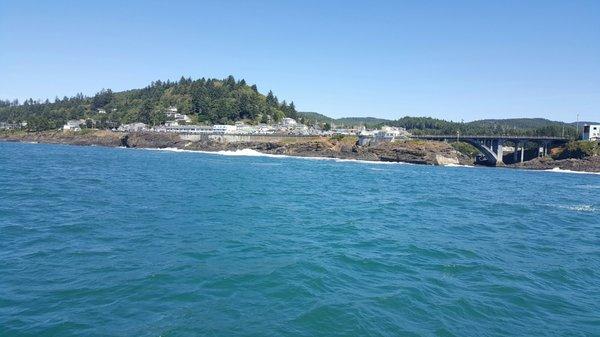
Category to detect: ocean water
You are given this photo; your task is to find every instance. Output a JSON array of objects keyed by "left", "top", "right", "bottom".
[{"left": 1, "top": 141, "right": 599, "bottom": 337}]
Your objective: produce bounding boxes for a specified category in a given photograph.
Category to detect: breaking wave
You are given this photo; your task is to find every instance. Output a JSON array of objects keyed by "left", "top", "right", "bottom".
[
  {"left": 544, "top": 167, "right": 600, "bottom": 175},
  {"left": 140, "top": 147, "right": 410, "bottom": 165},
  {"left": 443, "top": 163, "right": 475, "bottom": 168}
]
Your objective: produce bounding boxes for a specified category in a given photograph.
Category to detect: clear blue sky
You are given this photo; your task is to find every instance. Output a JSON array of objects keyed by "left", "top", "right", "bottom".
[{"left": 1, "top": 0, "right": 598, "bottom": 122}]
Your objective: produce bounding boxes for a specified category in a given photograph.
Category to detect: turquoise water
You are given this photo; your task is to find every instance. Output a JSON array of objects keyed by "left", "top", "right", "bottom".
[{"left": 1, "top": 141, "right": 599, "bottom": 337}]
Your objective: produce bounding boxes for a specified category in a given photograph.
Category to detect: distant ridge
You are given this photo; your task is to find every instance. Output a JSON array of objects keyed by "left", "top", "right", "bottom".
[
  {"left": 571, "top": 121, "right": 599, "bottom": 126},
  {"left": 297, "top": 112, "right": 391, "bottom": 127},
  {"left": 299, "top": 113, "right": 580, "bottom": 138}
]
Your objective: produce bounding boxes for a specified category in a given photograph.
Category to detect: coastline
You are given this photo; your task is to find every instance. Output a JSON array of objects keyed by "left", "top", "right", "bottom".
[
  {"left": 0, "top": 130, "right": 472, "bottom": 166},
  {"left": 2, "top": 130, "right": 599, "bottom": 173}
]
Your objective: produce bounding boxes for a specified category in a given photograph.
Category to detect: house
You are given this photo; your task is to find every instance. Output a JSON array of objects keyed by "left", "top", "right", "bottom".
[
  {"left": 282, "top": 117, "right": 297, "bottom": 126},
  {"left": 234, "top": 122, "right": 254, "bottom": 134},
  {"left": 255, "top": 124, "right": 274, "bottom": 134},
  {"left": 288, "top": 124, "right": 309, "bottom": 135},
  {"left": 173, "top": 114, "right": 191, "bottom": 123},
  {"left": 582, "top": 124, "right": 600, "bottom": 141},
  {"left": 373, "top": 126, "right": 409, "bottom": 142},
  {"left": 97, "top": 109, "right": 107, "bottom": 114},
  {"left": 356, "top": 127, "right": 410, "bottom": 146},
  {"left": 164, "top": 106, "right": 190, "bottom": 123},
  {"left": 165, "top": 106, "right": 178, "bottom": 118},
  {"left": 357, "top": 130, "right": 376, "bottom": 146},
  {"left": 118, "top": 122, "right": 148, "bottom": 132},
  {"left": 63, "top": 119, "right": 85, "bottom": 132},
  {"left": 0, "top": 122, "right": 19, "bottom": 130},
  {"left": 212, "top": 125, "right": 237, "bottom": 134}
]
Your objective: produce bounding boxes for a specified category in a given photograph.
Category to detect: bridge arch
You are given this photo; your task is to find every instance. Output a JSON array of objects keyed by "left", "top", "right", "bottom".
[
  {"left": 462, "top": 138, "right": 502, "bottom": 165},
  {"left": 411, "top": 135, "right": 567, "bottom": 166}
]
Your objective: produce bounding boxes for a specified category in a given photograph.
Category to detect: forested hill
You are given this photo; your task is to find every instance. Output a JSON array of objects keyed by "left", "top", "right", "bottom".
[
  {"left": 297, "top": 112, "right": 392, "bottom": 127},
  {"left": 0, "top": 76, "right": 298, "bottom": 130},
  {"left": 0, "top": 77, "right": 582, "bottom": 138},
  {"left": 390, "top": 117, "right": 578, "bottom": 138},
  {"left": 297, "top": 112, "right": 579, "bottom": 138}
]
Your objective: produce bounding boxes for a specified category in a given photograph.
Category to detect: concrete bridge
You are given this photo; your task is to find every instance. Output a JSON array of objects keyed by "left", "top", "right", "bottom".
[{"left": 413, "top": 135, "right": 568, "bottom": 165}]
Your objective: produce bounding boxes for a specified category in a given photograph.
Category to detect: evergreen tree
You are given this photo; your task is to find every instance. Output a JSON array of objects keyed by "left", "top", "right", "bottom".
[{"left": 266, "top": 90, "right": 278, "bottom": 107}]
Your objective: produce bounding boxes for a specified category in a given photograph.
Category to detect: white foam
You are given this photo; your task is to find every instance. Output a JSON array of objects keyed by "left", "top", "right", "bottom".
[
  {"left": 576, "top": 184, "right": 600, "bottom": 189},
  {"left": 215, "top": 148, "right": 282, "bottom": 158},
  {"left": 140, "top": 147, "right": 410, "bottom": 165},
  {"left": 443, "top": 163, "right": 475, "bottom": 168},
  {"left": 559, "top": 205, "right": 598, "bottom": 212},
  {"left": 544, "top": 167, "right": 600, "bottom": 175}
]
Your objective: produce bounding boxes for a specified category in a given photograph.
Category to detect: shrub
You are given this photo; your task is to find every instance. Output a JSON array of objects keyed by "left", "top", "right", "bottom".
[
  {"left": 451, "top": 141, "right": 480, "bottom": 158},
  {"left": 554, "top": 141, "right": 600, "bottom": 159}
]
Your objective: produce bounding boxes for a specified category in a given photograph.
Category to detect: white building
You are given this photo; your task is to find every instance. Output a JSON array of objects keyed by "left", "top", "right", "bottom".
[
  {"left": 582, "top": 124, "right": 600, "bottom": 141},
  {"left": 357, "top": 126, "right": 410, "bottom": 146},
  {"left": 155, "top": 125, "right": 212, "bottom": 134},
  {"left": 118, "top": 122, "right": 148, "bottom": 132},
  {"left": 63, "top": 119, "right": 85, "bottom": 131},
  {"left": 97, "top": 109, "right": 107, "bottom": 114},
  {"left": 282, "top": 117, "right": 297, "bottom": 126},
  {"left": 0, "top": 122, "right": 19, "bottom": 130},
  {"left": 173, "top": 114, "right": 191, "bottom": 123},
  {"left": 165, "top": 106, "right": 178, "bottom": 118},
  {"left": 234, "top": 122, "right": 254, "bottom": 134},
  {"left": 255, "top": 124, "right": 274, "bottom": 134},
  {"left": 212, "top": 125, "right": 237, "bottom": 134},
  {"left": 163, "top": 106, "right": 190, "bottom": 123},
  {"left": 374, "top": 126, "right": 409, "bottom": 142}
]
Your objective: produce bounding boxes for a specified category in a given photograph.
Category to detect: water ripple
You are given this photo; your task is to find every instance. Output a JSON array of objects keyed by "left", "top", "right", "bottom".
[{"left": 1, "top": 142, "right": 599, "bottom": 336}]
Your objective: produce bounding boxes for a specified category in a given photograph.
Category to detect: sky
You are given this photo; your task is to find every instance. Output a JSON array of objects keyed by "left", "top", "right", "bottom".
[{"left": 0, "top": 0, "right": 598, "bottom": 122}]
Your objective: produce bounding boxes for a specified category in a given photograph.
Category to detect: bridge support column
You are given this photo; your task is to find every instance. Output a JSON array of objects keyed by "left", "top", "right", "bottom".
[
  {"left": 493, "top": 139, "right": 504, "bottom": 165},
  {"left": 542, "top": 141, "right": 550, "bottom": 157},
  {"left": 519, "top": 141, "right": 524, "bottom": 162}
]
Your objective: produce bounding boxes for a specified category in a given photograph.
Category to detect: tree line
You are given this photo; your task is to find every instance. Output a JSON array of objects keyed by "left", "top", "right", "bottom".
[{"left": 389, "top": 116, "right": 578, "bottom": 139}]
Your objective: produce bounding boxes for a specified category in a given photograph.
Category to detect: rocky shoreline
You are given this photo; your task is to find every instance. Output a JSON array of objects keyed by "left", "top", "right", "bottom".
[
  {"left": 0, "top": 130, "right": 471, "bottom": 165},
  {"left": 508, "top": 156, "right": 600, "bottom": 173},
  {"left": 2, "top": 130, "right": 599, "bottom": 172}
]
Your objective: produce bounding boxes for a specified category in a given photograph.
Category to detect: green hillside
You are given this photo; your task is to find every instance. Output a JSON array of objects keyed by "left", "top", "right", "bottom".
[
  {"left": 296, "top": 111, "right": 334, "bottom": 124},
  {"left": 335, "top": 117, "right": 393, "bottom": 127},
  {"left": 390, "top": 116, "right": 577, "bottom": 138},
  {"left": 297, "top": 112, "right": 391, "bottom": 128},
  {"left": 0, "top": 76, "right": 298, "bottom": 131},
  {"left": 471, "top": 118, "right": 563, "bottom": 129}
]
